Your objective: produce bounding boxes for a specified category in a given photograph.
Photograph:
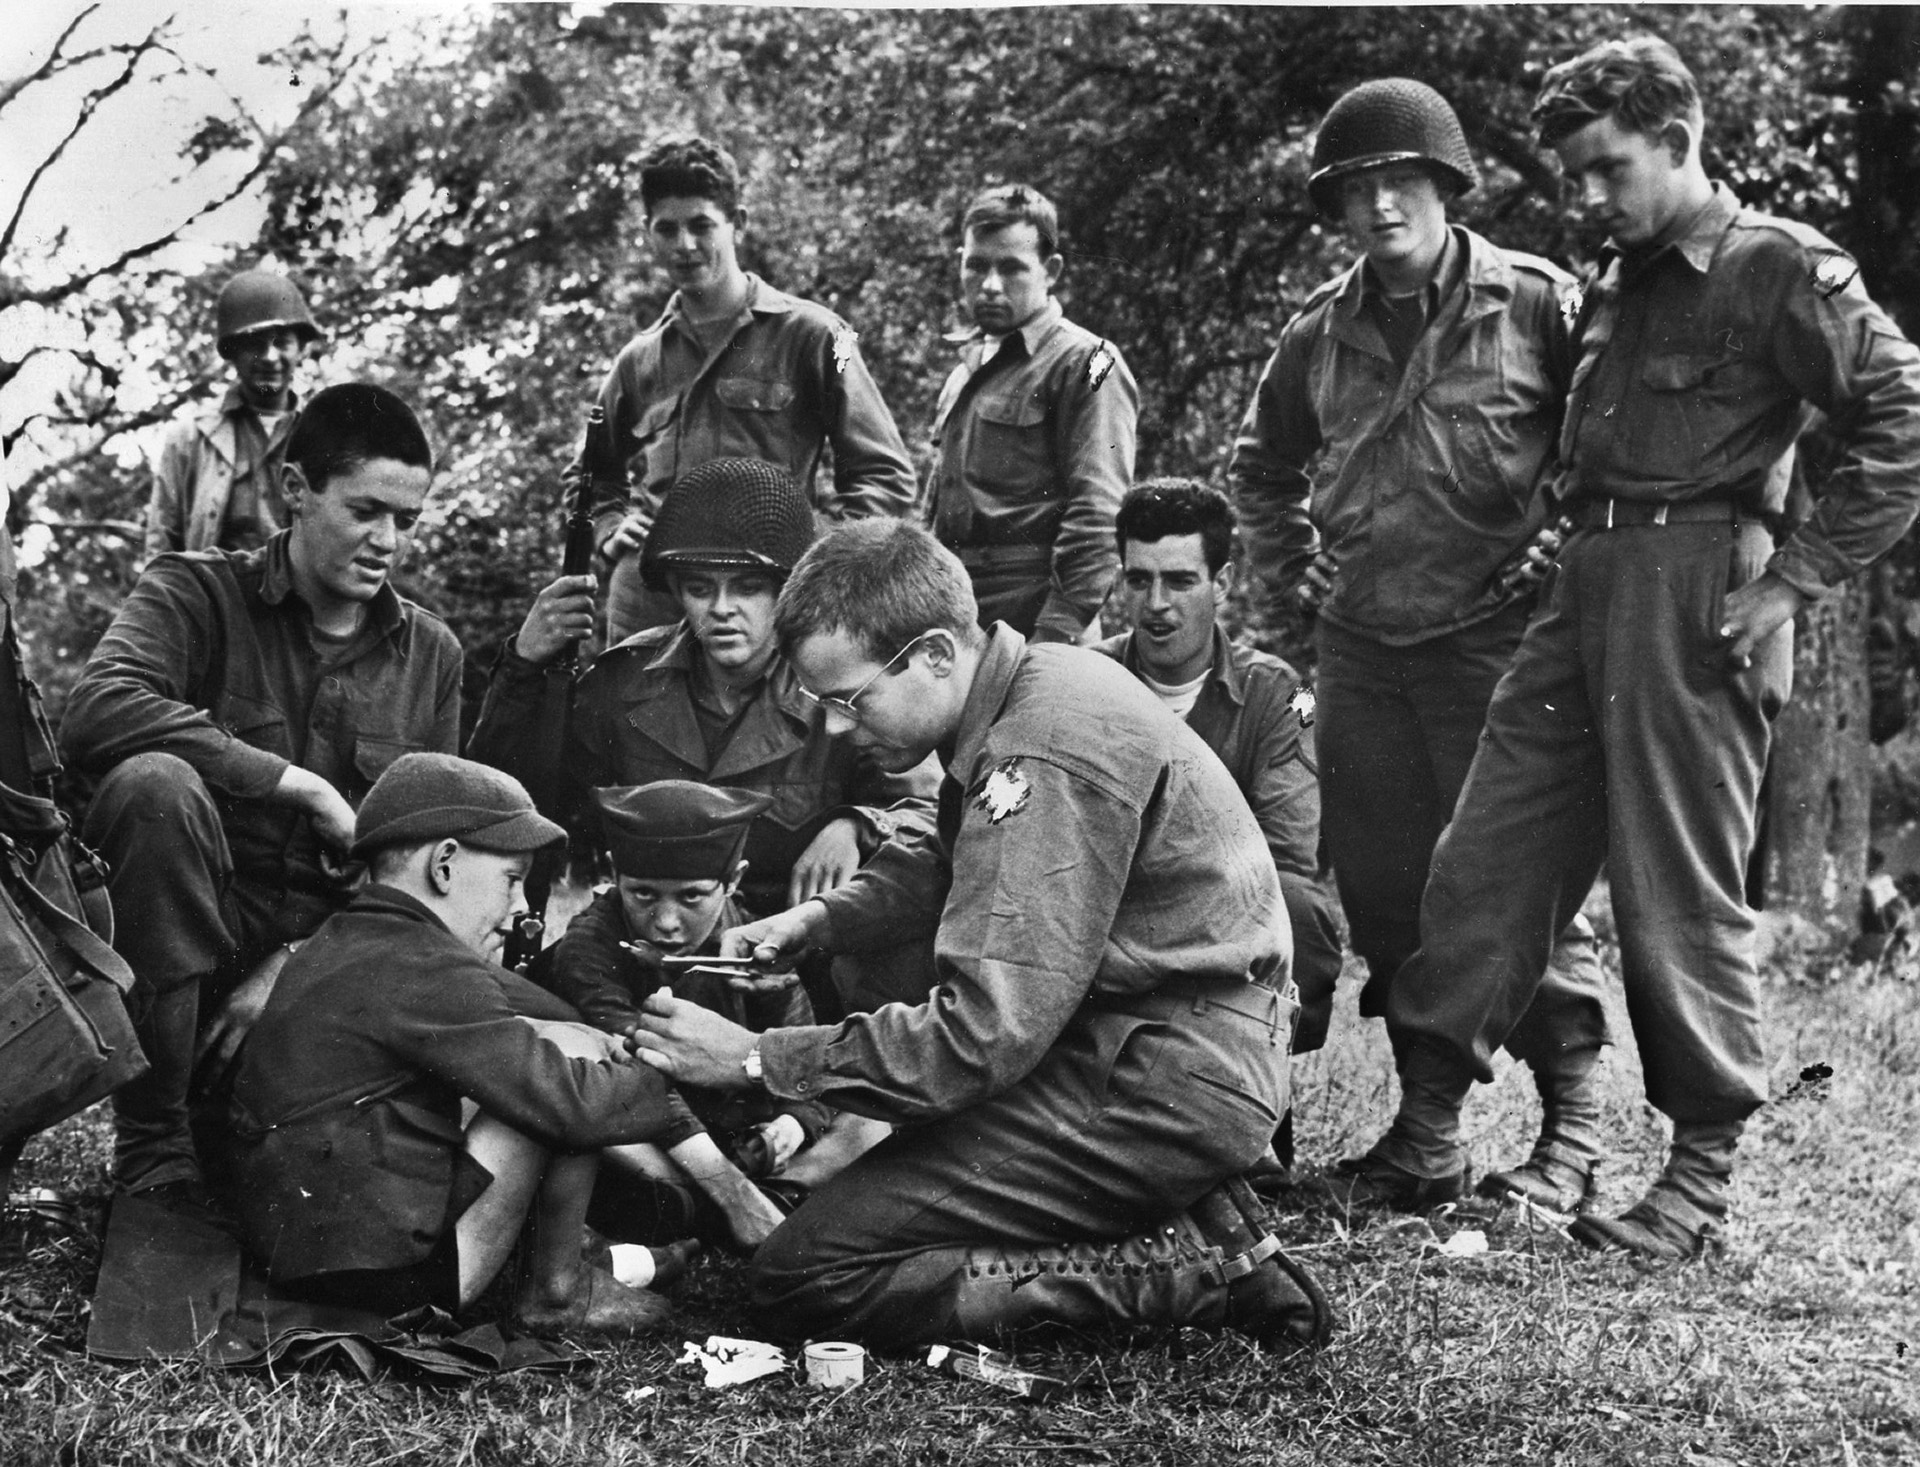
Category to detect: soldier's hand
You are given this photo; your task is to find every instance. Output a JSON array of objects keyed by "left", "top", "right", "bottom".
[
  {"left": 273, "top": 767, "right": 357, "bottom": 855},
  {"left": 720, "top": 900, "right": 829, "bottom": 970},
  {"left": 627, "top": 987, "right": 758, "bottom": 1087},
  {"left": 513, "top": 573, "right": 598, "bottom": 665},
  {"left": 1293, "top": 552, "right": 1339, "bottom": 615},
  {"left": 602, "top": 512, "right": 651, "bottom": 563},
  {"left": 1720, "top": 572, "right": 1804, "bottom": 672},
  {"left": 788, "top": 818, "right": 862, "bottom": 906},
  {"left": 1493, "top": 516, "right": 1575, "bottom": 596}
]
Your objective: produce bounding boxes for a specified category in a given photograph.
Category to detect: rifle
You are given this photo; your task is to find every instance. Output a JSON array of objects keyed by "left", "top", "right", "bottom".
[{"left": 506, "top": 404, "right": 610, "bottom": 972}]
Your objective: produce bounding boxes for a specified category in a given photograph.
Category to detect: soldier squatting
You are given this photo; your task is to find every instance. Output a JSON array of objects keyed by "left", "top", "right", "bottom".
[{"left": 28, "top": 37, "right": 1920, "bottom": 1348}]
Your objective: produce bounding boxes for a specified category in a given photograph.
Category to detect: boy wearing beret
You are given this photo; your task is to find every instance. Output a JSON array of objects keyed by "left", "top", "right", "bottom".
[
  {"left": 552, "top": 779, "right": 883, "bottom": 1251},
  {"left": 226, "top": 754, "right": 685, "bottom": 1336}
]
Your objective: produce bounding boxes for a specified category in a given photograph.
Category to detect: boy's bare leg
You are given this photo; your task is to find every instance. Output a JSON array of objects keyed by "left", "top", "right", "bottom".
[
  {"left": 457, "top": 1111, "right": 551, "bottom": 1307},
  {"left": 603, "top": 1139, "right": 680, "bottom": 1182}
]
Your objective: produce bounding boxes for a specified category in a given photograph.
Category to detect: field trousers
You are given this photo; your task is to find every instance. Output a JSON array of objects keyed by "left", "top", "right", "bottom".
[
  {"left": 1316, "top": 605, "right": 1609, "bottom": 1063},
  {"left": 1390, "top": 518, "right": 1789, "bottom": 1124},
  {"left": 82, "top": 752, "right": 342, "bottom": 1190},
  {"left": 750, "top": 979, "right": 1289, "bottom": 1349}
]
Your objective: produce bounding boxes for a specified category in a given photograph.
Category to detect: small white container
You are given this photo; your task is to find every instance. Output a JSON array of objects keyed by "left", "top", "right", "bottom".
[{"left": 803, "top": 1340, "right": 866, "bottom": 1388}]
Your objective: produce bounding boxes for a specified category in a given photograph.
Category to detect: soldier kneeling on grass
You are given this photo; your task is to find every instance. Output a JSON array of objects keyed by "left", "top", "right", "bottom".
[{"left": 225, "top": 753, "right": 692, "bottom": 1336}]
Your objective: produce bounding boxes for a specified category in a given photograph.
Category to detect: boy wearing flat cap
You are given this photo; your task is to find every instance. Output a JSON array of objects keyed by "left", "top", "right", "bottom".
[
  {"left": 553, "top": 779, "right": 881, "bottom": 1252},
  {"left": 226, "top": 754, "right": 687, "bottom": 1337}
]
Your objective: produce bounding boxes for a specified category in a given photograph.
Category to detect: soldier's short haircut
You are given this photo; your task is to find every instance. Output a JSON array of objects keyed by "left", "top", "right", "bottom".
[
  {"left": 775, "top": 520, "right": 984, "bottom": 663},
  {"left": 1531, "top": 36, "right": 1704, "bottom": 149},
  {"left": 1116, "top": 479, "right": 1237, "bottom": 577},
  {"left": 286, "top": 383, "right": 433, "bottom": 494},
  {"left": 639, "top": 136, "right": 743, "bottom": 217},
  {"left": 962, "top": 184, "right": 1060, "bottom": 259}
]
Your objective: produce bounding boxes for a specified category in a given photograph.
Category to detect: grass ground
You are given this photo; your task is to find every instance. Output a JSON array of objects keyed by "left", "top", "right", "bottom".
[{"left": 1, "top": 898, "right": 1915, "bottom": 1466}]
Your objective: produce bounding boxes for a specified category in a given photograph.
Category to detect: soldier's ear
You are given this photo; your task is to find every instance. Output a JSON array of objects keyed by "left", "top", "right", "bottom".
[
  {"left": 1213, "top": 560, "right": 1237, "bottom": 608},
  {"left": 1043, "top": 253, "right": 1065, "bottom": 292},
  {"left": 919, "top": 628, "right": 960, "bottom": 677},
  {"left": 1659, "top": 119, "right": 1695, "bottom": 168},
  {"left": 281, "top": 462, "right": 311, "bottom": 519}
]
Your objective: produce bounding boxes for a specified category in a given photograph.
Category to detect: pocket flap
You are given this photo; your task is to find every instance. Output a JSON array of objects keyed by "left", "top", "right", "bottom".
[
  {"left": 352, "top": 735, "right": 423, "bottom": 783},
  {"left": 1640, "top": 354, "right": 1713, "bottom": 392},
  {"left": 973, "top": 391, "right": 1047, "bottom": 428},
  {"left": 714, "top": 377, "right": 796, "bottom": 413}
]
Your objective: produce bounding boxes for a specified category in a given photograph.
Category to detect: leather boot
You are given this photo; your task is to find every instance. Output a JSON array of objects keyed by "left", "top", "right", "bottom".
[
  {"left": 1479, "top": 1046, "right": 1603, "bottom": 1214},
  {"left": 1190, "top": 1176, "right": 1333, "bottom": 1349},
  {"left": 1325, "top": 1040, "right": 1471, "bottom": 1211},
  {"left": 1571, "top": 1119, "right": 1739, "bottom": 1259},
  {"left": 950, "top": 1202, "right": 1328, "bottom": 1349}
]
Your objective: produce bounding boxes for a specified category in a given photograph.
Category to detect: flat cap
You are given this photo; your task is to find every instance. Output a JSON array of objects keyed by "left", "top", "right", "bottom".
[
  {"left": 352, "top": 752, "right": 566, "bottom": 858},
  {"left": 594, "top": 780, "right": 774, "bottom": 880}
]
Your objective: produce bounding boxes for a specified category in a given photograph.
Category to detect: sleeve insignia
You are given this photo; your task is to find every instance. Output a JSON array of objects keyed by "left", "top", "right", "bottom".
[
  {"left": 975, "top": 758, "right": 1032, "bottom": 824},
  {"left": 1810, "top": 254, "right": 1858, "bottom": 298},
  {"left": 1087, "top": 344, "right": 1116, "bottom": 391},
  {"left": 831, "top": 322, "right": 859, "bottom": 373},
  {"left": 1286, "top": 684, "right": 1316, "bottom": 729},
  {"left": 1558, "top": 284, "right": 1585, "bottom": 331}
]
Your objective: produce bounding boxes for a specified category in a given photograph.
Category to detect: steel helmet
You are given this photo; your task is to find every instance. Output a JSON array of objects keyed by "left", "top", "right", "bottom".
[
  {"left": 1308, "top": 79, "right": 1480, "bottom": 216},
  {"left": 640, "top": 457, "right": 817, "bottom": 592},
  {"left": 215, "top": 270, "right": 323, "bottom": 353}
]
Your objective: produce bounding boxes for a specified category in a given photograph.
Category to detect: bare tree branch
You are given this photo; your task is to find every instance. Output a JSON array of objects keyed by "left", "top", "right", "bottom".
[
  {"left": 11, "top": 34, "right": 370, "bottom": 311},
  {"left": 0, "top": 4, "right": 101, "bottom": 113},
  {"left": 0, "top": 24, "right": 165, "bottom": 262}
]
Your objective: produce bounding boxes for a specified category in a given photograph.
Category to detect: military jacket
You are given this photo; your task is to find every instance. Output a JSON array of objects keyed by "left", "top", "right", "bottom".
[
  {"left": 60, "top": 534, "right": 463, "bottom": 899},
  {"left": 583, "top": 274, "right": 916, "bottom": 546},
  {"left": 1555, "top": 185, "right": 1920, "bottom": 600},
  {"left": 145, "top": 385, "right": 299, "bottom": 564},
  {"left": 758, "top": 625, "right": 1287, "bottom": 1122},
  {"left": 927, "top": 300, "right": 1139, "bottom": 639},
  {"left": 1095, "top": 626, "right": 1321, "bottom": 882},
  {"left": 1229, "top": 227, "right": 1578, "bottom": 645}
]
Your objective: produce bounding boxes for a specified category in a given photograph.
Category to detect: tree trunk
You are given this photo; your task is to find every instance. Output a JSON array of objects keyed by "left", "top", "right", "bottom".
[{"left": 1760, "top": 578, "right": 1871, "bottom": 929}]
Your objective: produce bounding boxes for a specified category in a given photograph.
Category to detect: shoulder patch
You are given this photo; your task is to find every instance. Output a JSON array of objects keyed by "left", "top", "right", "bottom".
[
  {"left": 1558, "top": 282, "right": 1585, "bottom": 331},
  {"left": 1810, "top": 252, "right": 1859, "bottom": 299},
  {"left": 976, "top": 758, "right": 1032, "bottom": 825},
  {"left": 1286, "top": 683, "right": 1316, "bottom": 729},
  {"left": 1087, "top": 344, "right": 1116, "bottom": 392},
  {"left": 831, "top": 321, "right": 859, "bottom": 373}
]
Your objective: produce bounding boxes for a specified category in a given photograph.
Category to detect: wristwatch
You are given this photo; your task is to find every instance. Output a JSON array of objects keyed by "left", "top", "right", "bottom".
[{"left": 742, "top": 1042, "right": 765, "bottom": 1088}]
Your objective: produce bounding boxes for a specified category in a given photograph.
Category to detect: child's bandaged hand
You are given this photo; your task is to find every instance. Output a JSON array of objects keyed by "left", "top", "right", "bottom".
[{"left": 758, "top": 1115, "right": 806, "bottom": 1173}]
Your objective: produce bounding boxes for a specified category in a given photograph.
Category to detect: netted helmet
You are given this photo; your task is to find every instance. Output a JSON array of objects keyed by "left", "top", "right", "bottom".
[
  {"left": 641, "top": 457, "right": 816, "bottom": 591},
  {"left": 215, "top": 270, "right": 322, "bottom": 352},
  {"left": 1308, "top": 79, "right": 1480, "bottom": 216}
]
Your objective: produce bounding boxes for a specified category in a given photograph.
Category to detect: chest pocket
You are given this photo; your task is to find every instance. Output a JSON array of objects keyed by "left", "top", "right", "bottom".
[
  {"left": 345, "top": 735, "right": 424, "bottom": 804},
  {"left": 966, "top": 390, "right": 1053, "bottom": 499},
  {"left": 218, "top": 693, "right": 293, "bottom": 760},
  {"left": 1632, "top": 351, "right": 1748, "bottom": 475},
  {"left": 714, "top": 378, "right": 796, "bottom": 413},
  {"left": 628, "top": 399, "right": 681, "bottom": 497}
]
